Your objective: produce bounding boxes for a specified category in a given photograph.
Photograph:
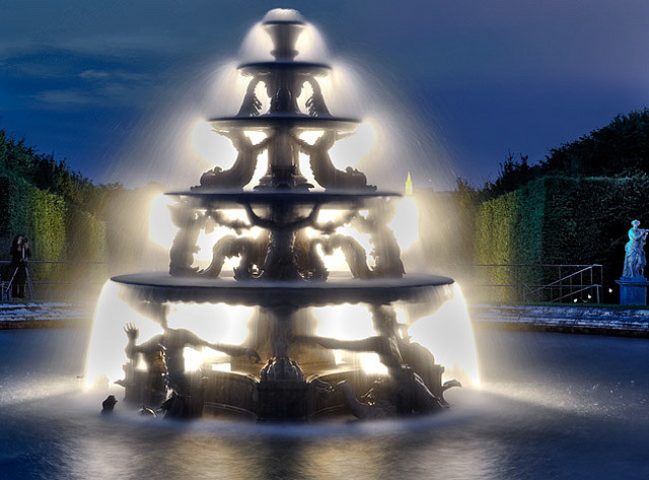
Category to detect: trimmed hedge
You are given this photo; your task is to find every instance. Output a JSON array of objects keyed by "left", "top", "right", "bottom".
[
  {"left": 474, "top": 179, "right": 546, "bottom": 301},
  {"left": 66, "top": 207, "right": 107, "bottom": 263},
  {"left": 0, "top": 175, "right": 67, "bottom": 263},
  {"left": 474, "top": 175, "right": 649, "bottom": 301},
  {"left": 0, "top": 174, "right": 109, "bottom": 286}
]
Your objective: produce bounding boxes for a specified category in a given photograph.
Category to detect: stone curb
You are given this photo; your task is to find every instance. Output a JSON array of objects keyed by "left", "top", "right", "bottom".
[
  {"left": 0, "top": 303, "right": 91, "bottom": 329},
  {"left": 471, "top": 304, "right": 649, "bottom": 338}
]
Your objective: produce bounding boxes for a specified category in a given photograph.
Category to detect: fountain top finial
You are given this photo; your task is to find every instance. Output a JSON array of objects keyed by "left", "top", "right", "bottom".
[
  {"left": 262, "top": 8, "right": 305, "bottom": 25},
  {"left": 262, "top": 9, "right": 306, "bottom": 60}
]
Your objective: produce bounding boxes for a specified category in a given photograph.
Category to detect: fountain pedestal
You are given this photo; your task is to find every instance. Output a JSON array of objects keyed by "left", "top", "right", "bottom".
[
  {"left": 616, "top": 277, "right": 649, "bottom": 305},
  {"left": 257, "top": 306, "right": 308, "bottom": 420}
]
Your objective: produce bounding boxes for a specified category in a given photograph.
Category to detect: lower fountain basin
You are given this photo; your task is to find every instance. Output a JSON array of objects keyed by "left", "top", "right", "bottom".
[{"left": 111, "top": 272, "right": 454, "bottom": 308}]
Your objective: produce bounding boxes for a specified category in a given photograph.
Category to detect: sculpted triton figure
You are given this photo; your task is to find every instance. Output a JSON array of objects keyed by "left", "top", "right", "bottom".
[
  {"left": 168, "top": 207, "right": 205, "bottom": 276},
  {"left": 292, "top": 131, "right": 373, "bottom": 190},
  {"left": 202, "top": 232, "right": 270, "bottom": 279},
  {"left": 352, "top": 200, "right": 405, "bottom": 278},
  {"left": 244, "top": 202, "right": 322, "bottom": 280},
  {"left": 199, "top": 130, "right": 272, "bottom": 189},
  {"left": 305, "top": 77, "right": 330, "bottom": 117},
  {"left": 296, "top": 305, "right": 459, "bottom": 418},
  {"left": 299, "top": 234, "right": 372, "bottom": 280},
  {"left": 122, "top": 305, "right": 260, "bottom": 417},
  {"left": 622, "top": 219, "right": 648, "bottom": 278}
]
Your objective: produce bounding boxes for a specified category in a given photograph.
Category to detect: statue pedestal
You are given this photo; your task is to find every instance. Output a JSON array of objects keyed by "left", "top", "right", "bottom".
[{"left": 616, "top": 277, "right": 649, "bottom": 305}]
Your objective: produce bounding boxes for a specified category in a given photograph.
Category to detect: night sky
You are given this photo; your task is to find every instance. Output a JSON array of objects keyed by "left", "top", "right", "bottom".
[{"left": 0, "top": 0, "right": 647, "bottom": 188}]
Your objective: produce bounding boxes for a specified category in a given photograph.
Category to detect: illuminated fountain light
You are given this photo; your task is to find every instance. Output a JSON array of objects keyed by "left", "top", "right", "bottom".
[
  {"left": 85, "top": 281, "right": 255, "bottom": 385},
  {"left": 389, "top": 196, "right": 420, "bottom": 253},
  {"left": 312, "top": 304, "right": 387, "bottom": 375},
  {"left": 148, "top": 193, "right": 178, "bottom": 250},
  {"left": 167, "top": 302, "right": 254, "bottom": 372},
  {"left": 97, "top": 8, "right": 474, "bottom": 420},
  {"left": 407, "top": 283, "right": 481, "bottom": 386},
  {"left": 328, "top": 121, "right": 378, "bottom": 170},
  {"left": 189, "top": 119, "right": 237, "bottom": 171},
  {"left": 149, "top": 194, "right": 264, "bottom": 271},
  {"left": 85, "top": 282, "right": 163, "bottom": 386}
]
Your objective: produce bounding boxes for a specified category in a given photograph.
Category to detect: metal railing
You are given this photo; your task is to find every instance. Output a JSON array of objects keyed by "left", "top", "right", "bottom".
[
  {"left": 0, "top": 260, "right": 107, "bottom": 302},
  {"left": 467, "top": 263, "right": 604, "bottom": 304},
  {"left": 1, "top": 259, "right": 604, "bottom": 305}
]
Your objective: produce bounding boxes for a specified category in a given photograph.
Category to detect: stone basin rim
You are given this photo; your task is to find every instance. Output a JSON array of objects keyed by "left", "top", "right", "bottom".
[{"left": 110, "top": 272, "right": 455, "bottom": 308}]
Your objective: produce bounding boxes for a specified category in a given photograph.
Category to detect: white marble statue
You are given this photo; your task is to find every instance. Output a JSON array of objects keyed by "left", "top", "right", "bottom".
[{"left": 623, "top": 219, "right": 648, "bottom": 278}]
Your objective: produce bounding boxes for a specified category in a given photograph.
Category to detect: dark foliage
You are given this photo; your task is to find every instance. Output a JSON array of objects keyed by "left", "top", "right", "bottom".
[{"left": 481, "top": 109, "right": 649, "bottom": 199}]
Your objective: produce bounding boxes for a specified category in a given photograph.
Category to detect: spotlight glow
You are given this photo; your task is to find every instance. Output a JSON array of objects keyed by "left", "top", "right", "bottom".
[
  {"left": 148, "top": 193, "right": 178, "bottom": 250},
  {"left": 329, "top": 121, "right": 377, "bottom": 169},
  {"left": 85, "top": 282, "right": 255, "bottom": 383},
  {"left": 408, "top": 284, "right": 481, "bottom": 386},
  {"left": 389, "top": 197, "right": 420, "bottom": 252},
  {"left": 85, "top": 282, "right": 163, "bottom": 386},
  {"left": 312, "top": 304, "right": 388, "bottom": 375},
  {"left": 190, "top": 120, "right": 236, "bottom": 170}
]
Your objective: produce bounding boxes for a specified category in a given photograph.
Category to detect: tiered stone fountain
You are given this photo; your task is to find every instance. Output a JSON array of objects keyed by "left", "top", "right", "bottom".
[{"left": 112, "top": 9, "right": 459, "bottom": 421}]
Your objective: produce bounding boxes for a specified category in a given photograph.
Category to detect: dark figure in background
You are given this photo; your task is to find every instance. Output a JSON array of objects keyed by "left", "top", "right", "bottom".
[
  {"left": 124, "top": 311, "right": 261, "bottom": 417},
  {"left": 9, "top": 234, "right": 31, "bottom": 299}
]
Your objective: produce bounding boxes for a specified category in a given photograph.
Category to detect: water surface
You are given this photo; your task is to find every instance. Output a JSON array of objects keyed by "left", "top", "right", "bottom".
[{"left": 1, "top": 328, "right": 648, "bottom": 480}]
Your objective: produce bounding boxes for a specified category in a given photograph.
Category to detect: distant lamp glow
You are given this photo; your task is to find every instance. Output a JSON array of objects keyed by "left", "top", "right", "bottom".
[{"left": 405, "top": 172, "right": 413, "bottom": 196}]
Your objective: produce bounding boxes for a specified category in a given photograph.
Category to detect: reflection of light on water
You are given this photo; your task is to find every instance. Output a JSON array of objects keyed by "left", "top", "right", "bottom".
[
  {"left": 0, "top": 376, "right": 80, "bottom": 407},
  {"left": 408, "top": 283, "right": 481, "bottom": 386},
  {"left": 312, "top": 304, "right": 387, "bottom": 375},
  {"left": 85, "top": 282, "right": 254, "bottom": 384},
  {"left": 389, "top": 196, "right": 419, "bottom": 252}
]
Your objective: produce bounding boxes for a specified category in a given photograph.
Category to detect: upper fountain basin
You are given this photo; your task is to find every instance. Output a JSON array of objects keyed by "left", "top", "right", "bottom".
[
  {"left": 111, "top": 272, "right": 454, "bottom": 308},
  {"left": 165, "top": 189, "right": 398, "bottom": 208},
  {"left": 238, "top": 61, "right": 331, "bottom": 76},
  {"left": 208, "top": 114, "right": 360, "bottom": 131}
]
